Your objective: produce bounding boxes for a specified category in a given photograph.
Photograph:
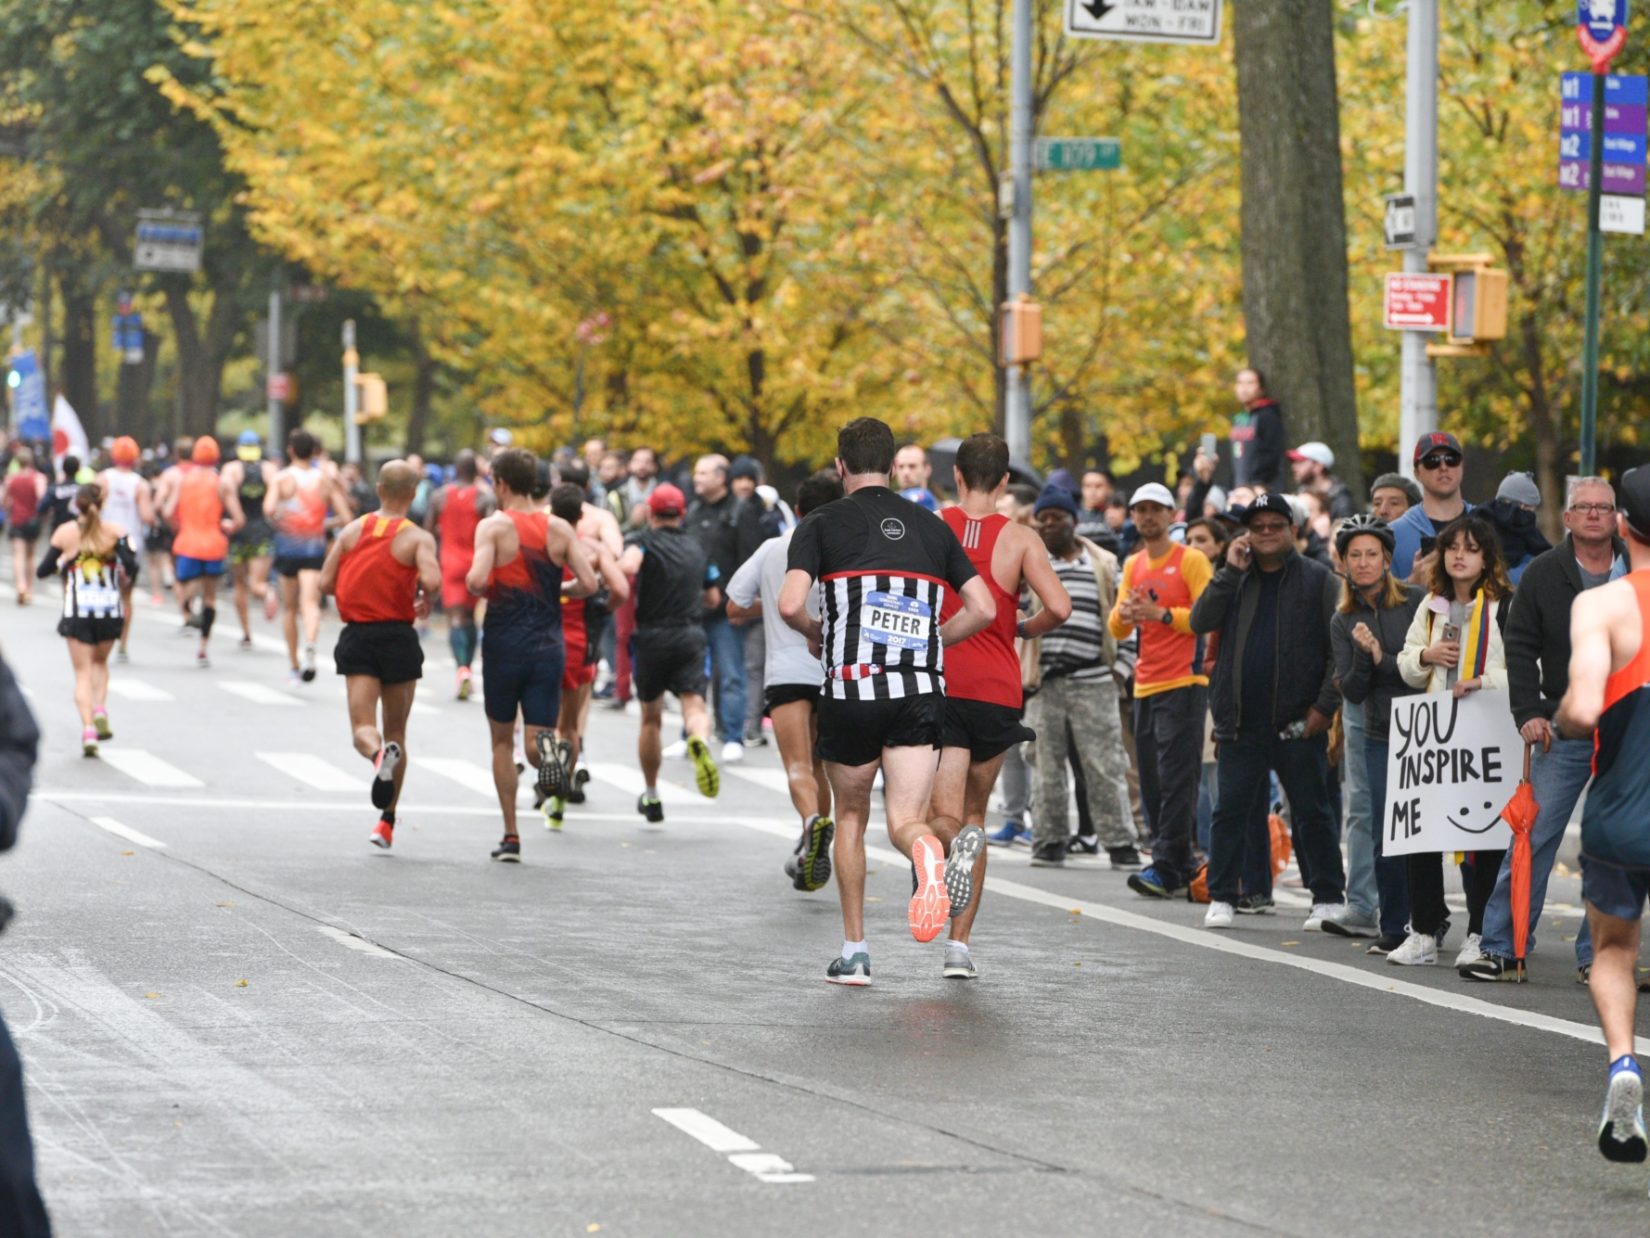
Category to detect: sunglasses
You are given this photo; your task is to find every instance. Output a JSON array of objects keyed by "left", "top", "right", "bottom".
[
  {"left": 1418, "top": 453, "right": 1462, "bottom": 470},
  {"left": 1247, "top": 520, "right": 1292, "bottom": 534}
]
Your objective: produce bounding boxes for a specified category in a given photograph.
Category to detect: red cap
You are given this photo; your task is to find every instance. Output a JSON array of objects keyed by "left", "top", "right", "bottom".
[
  {"left": 648, "top": 483, "right": 686, "bottom": 516},
  {"left": 191, "top": 437, "right": 221, "bottom": 465},
  {"left": 111, "top": 436, "right": 140, "bottom": 466},
  {"left": 1412, "top": 431, "right": 1462, "bottom": 464}
]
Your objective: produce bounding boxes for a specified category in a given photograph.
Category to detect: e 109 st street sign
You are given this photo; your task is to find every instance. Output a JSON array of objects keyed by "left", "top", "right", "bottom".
[{"left": 1034, "top": 138, "right": 1122, "bottom": 172}]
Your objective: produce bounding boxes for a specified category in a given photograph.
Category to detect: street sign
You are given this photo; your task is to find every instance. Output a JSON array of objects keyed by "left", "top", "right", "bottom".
[
  {"left": 1559, "top": 158, "right": 1647, "bottom": 192},
  {"left": 1579, "top": 0, "right": 1628, "bottom": 69},
  {"left": 134, "top": 209, "right": 203, "bottom": 273},
  {"left": 5, "top": 350, "right": 49, "bottom": 440},
  {"left": 1560, "top": 130, "right": 1648, "bottom": 162},
  {"left": 1383, "top": 273, "right": 1452, "bottom": 332},
  {"left": 1602, "top": 192, "right": 1647, "bottom": 232},
  {"left": 1384, "top": 194, "right": 1417, "bottom": 248},
  {"left": 267, "top": 372, "right": 294, "bottom": 403},
  {"left": 1064, "top": 0, "right": 1222, "bottom": 45},
  {"left": 1558, "top": 72, "right": 1648, "bottom": 193},
  {"left": 1034, "top": 137, "right": 1122, "bottom": 171}
]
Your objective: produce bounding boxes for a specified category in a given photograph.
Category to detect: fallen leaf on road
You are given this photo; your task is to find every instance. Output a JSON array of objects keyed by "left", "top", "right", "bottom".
[
  {"left": 120, "top": 850, "right": 134, "bottom": 857},
  {"left": 235, "top": 979, "right": 249, "bottom": 988},
  {"left": 1280, "top": 941, "right": 1300, "bottom": 948},
  {"left": 144, "top": 992, "right": 160, "bottom": 1000},
  {"left": 216, "top": 901, "right": 233, "bottom": 909},
  {"left": 1069, "top": 908, "right": 1081, "bottom": 915}
]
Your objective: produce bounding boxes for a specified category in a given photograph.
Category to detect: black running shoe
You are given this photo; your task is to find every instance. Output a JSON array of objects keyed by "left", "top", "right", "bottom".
[
  {"left": 490, "top": 836, "right": 521, "bottom": 863},
  {"left": 791, "top": 815, "right": 835, "bottom": 892},
  {"left": 372, "top": 742, "right": 402, "bottom": 810},
  {"left": 1235, "top": 893, "right": 1275, "bottom": 915},
  {"left": 637, "top": 791, "right": 664, "bottom": 824},
  {"left": 825, "top": 952, "right": 871, "bottom": 986},
  {"left": 567, "top": 765, "right": 590, "bottom": 805},
  {"left": 535, "top": 731, "right": 569, "bottom": 800}
]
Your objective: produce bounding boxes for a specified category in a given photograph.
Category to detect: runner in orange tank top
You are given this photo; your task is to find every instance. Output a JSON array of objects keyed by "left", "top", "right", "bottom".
[
  {"left": 162, "top": 438, "right": 244, "bottom": 669},
  {"left": 321, "top": 460, "right": 442, "bottom": 851},
  {"left": 929, "top": 434, "right": 1072, "bottom": 979},
  {"left": 265, "top": 428, "right": 352, "bottom": 686}
]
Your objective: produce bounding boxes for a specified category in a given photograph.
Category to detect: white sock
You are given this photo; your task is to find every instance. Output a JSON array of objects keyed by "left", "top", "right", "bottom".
[
  {"left": 945, "top": 939, "right": 970, "bottom": 953},
  {"left": 841, "top": 939, "right": 867, "bottom": 960}
]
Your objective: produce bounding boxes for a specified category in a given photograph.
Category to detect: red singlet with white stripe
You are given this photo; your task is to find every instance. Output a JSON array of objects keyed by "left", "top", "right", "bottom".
[
  {"left": 939, "top": 509, "right": 1021, "bottom": 708},
  {"left": 337, "top": 516, "right": 417, "bottom": 624}
]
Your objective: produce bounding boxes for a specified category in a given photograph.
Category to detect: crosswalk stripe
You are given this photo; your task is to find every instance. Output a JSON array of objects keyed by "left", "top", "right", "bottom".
[
  {"left": 219, "top": 680, "right": 303, "bottom": 707},
  {"left": 97, "top": 748, "right": 204, "bottom": 788},
  {"left": 106, "top": 679, "right": 175, "bottom": 702},
  {"left": 724, "top": 766, "right": 790, "bottom": 797},
  {"left": 421, "top": 757, "right": 498, "bottom": 797},
  {"left": 89, "top": 816, "right": 166, "bottom": 849},
  {"left": 255, "top": 753, "right": 364, "bottom": 792},
  {"left": 584, "top": 760, "right": 697, "bottom": 804}
]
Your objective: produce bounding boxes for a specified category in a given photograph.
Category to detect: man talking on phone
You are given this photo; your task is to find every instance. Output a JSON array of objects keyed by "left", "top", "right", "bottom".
[{"left": 1190, "top": 492, "right": 1351, "bottom": 932}]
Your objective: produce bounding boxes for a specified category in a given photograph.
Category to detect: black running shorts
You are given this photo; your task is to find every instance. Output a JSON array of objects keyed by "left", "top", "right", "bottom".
[
  {"left": 764, "top": 682, "right": 821, "bottom": 715},
  {"left": 941, "top": 697, "right": 1036, "bottom": 762},
  {"left": 58, "top": 616, "right": 123, "bottom": 645},
  {"left": 334, "top": 622, "right": 424, "bottom": 685},
  {"left": 633, "top": 624, "right": 708, "bottom": 704},
  {"left": 815, "top": 693, "right": 943, "bottom": 767}
]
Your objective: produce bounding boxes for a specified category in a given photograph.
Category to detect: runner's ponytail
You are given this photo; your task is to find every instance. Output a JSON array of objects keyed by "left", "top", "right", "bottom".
[{"left": 76, "top": 484, "right": 112, "bottom": 558}]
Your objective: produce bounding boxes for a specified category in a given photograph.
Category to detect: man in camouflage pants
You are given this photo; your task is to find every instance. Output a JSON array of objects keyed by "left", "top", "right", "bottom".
[{"left": 1024, "top": 485, "right": 1141, "bottom": 870}]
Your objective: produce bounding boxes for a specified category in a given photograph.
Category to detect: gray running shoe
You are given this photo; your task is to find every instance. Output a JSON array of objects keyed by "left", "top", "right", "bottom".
[
  {"left": 826, "top": 952, "right": 871, "bottom": 986},
  {"left": 1599, "top": 1065, "right": 1649, "bottom": 1163},
  {"left": 942, "top": 944, "right": 978, "bottom": 980},
  {"left": 944, "top": 825, "right": 987, "bottom": 917}
]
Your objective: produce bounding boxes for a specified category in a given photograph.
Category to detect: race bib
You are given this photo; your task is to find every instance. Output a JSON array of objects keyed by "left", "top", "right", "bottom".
[{"left": 861, "top": 590, "right": 930, "bottom": 652}]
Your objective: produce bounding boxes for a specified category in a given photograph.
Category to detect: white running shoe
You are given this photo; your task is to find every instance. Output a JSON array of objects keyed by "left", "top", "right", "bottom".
[
  {"left": 1453, "top": 932, "right": 1484, "bottom": 971},
  {"left": 720, "top": 740, "right": 745, "bottom": 764},
  {"left": 662, "top": 739, "right": 689, "bottom": 760},
  {"left": 1386, "top": 931, "right": 1439, "bottom": 966},
  {"left": 1204, "top": 901, "right": 1235, "bottom": 930}
]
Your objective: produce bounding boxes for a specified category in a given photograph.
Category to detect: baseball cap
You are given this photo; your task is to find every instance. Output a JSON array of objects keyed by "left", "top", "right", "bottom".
[
  {"left": 648, "top": 482, "right": 686, "bottom": 517},
  {"left": 1241, "top": 492, "right": 1297, "bottom": 527},
  {"left": 1286, "top": 441, "right": 1335, "bottom": 469},
  {"left": 1128, "top": 482, "right": 1176, "bottom": 510},
  {"left": 1413, "top": 431, "right": 1463, "bottom": 464},
  {"left": 192, "top": 437, "right": 221, "bottom": 465},
  {"left": 488, "top": 427, "right": 514, "bottom": 447},
  {"left": 1620, "top": 467, "right": 1650, "bottom": 540},
  {"left": 111, "top": 436, "right": 139, "bottom": 466}
]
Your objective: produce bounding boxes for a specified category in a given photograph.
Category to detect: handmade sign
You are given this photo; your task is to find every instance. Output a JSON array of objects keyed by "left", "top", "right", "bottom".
[{"left": 1382, "top": 690, "right": 1523, "bottom": 857}]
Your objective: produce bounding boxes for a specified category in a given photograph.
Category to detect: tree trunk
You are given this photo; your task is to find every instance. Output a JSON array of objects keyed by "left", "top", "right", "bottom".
[
  {"left": 165, "top": 284, "right": 238, "bottom": 438},
  {"left": 58, "top": 269, "right": 98, "bottom": 441},
  {"left": 405, "top": 320, "right": 436, "bottom": 456},
  {"left": 1232, "top": 0, "right": 1362, "bottom": 496}
]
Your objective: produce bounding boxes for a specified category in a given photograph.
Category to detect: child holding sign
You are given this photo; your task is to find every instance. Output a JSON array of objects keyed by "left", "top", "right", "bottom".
[{"left": 1394, "top": 516, "right": 1512, "bottom": 969}]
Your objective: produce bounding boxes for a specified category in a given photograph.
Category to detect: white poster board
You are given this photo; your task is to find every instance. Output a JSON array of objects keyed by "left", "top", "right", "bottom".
[{"left": 1382, "top": 690, "right": 1523, "bottom": 857}]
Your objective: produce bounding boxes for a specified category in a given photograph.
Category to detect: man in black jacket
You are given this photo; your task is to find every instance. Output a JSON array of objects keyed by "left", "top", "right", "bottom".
[
  {"left": 1190, "top": 493, "right": 1349, "bottom": 932},
  {"left": 1464, "top": 477, "right": 1627, "bottom": 982}
]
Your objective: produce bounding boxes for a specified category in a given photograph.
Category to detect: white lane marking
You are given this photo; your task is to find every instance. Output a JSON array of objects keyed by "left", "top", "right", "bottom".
[
  {"left": 219, "top": 680, "right": 303, "bottom": 707},
  {"left": 35, "top": 790, "right": 736, "bottom": 822},
  {"left": 585, "top": 760, "right": 698, "bottom": 804},
  {"left": 106, "top": 679, "right": 175, "bottom": 702},
  {"left": 421, "top": 758, "right": 499, "bottom": 797},
  {"left": 88, "top": 816, "right": 166, "bottom": 849},
  {"left": 315, "top": 925, "right": 401, "bottom": 958},
  {"left": 96, "top": 748, "right": 204, "bottom": 788},
  {"left": 409, "top": 701, "right": 440, "bottom": 717},
  {"left": 256, "top": 753, "right": 364, "bottom": 792},
  {"left": 725, "top": 766, "right": 791, "bottom": 797},
  {"left": 653, "top": 1108, "right": 813, "bottom": 1184}
]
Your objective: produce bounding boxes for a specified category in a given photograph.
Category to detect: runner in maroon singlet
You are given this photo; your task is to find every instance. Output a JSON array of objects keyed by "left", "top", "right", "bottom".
[
  {"left": 320, "top": 461, "right": 442, "bottom": 850},
  {"left": 931, "top": 434, "right": 1071, "bottom": 978},
  {"left": 427, "top": 450, "right": 494, "bottom": 699}
]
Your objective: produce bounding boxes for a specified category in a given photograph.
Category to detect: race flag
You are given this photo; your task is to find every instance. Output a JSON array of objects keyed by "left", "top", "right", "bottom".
[{"left": 51, "top": 393, "right": 89, "bottom": 465}]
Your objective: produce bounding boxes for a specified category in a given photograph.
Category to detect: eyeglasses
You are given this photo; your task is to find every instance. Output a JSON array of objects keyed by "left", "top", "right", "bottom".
[
  {"left": 1418, "top": 453, "right": 1462, "bottom": 470},
  {"left": 1569, "top": 503, "right": 1615, "bottom": 516},
  {"left": 1248, "top": 520, "right": 1291, "bottom": 534}
]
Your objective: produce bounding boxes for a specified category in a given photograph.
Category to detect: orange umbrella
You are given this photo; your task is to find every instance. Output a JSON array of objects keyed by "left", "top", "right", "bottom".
[{"left": 1498, "top": 742, "right": 1541, "bottom": 979}]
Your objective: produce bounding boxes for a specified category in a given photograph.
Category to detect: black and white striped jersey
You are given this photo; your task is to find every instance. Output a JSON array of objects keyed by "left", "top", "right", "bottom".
[{"left": 786, "top": 486, "right": 978, "bottom": 701}]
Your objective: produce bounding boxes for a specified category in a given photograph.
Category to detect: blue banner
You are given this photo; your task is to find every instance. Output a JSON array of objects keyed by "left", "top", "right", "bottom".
[
  {"left": 1562, "top": 71, "right": 1648, "bottom": 105},
  {"left": 1560, "top": 129, "right": 1649, "bottom": 163},
  {"left": 6, "top": 350, "right": 48, "bottom": 441}
]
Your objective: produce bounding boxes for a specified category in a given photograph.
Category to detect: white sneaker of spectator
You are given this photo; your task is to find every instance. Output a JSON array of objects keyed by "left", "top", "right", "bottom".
[
  {"left": 1386, "top": 931, "right": 1439, "bottom": 966},
  {"left": 720, "top": 740, "right": 745, "bottom": 764},
  {"left": 1204, "top": 901, "right": 1235, "bottom": 930},
  {"left": 1303, "top": 902, "right": 1350, "bottom": 932},
  {"left": 662, "top": 739, "right": 689, "bottom": 760},
  {"left": 1453, "top": 933, "right": 1483, "bottom": 971}
]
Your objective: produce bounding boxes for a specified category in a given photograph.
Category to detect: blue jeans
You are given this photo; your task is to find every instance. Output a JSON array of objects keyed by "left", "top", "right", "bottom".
[
  {"left": 1209, "top": 727, "right": 1346, "bottom": 905},
  {"left": 702, "top": 616, "right": 749, "bottom": 745},
  {"left": 1341, "top": 703, "right": 1378, "bottom": 922},
  {"left": 1479, "top": 736, "right": 1595, "bottom": 965},
  {"left": 1363, "top": 738, "right": 1413, "bottom": 938}
]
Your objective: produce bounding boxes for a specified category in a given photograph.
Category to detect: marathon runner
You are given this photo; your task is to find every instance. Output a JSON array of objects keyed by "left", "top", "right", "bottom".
[
  {"left": 617, "top": 483, "right": 723, "bottom": 824},
  {"left": 150, "top": 437, "right": 192, "bottom": 621},
  {"left": 97, "top": 437, "right": 153, "bottom": 663},
  {"left": 5, "top": 446, "right": 45, "bottom": 606},
  {"left": 163, "top": 438, "right": 244, "bottom": 669},
  {"left": 221, "top": 430, "right": 279, "bottom": 648},
  {"left": 36, "top": 484, "right": 138, "bottom": 755},
  {"left": 931, "top": 433, "right": 1071, "bottom": 979},
  {"left": 544, "top": 482, "right": 629, "bottom": 830},
  {"left": 466, "top": 449, "right": 596, "bottom": 862},
  {"left": 319, "top": 461, "right": 442, "bottom": 851},
  {"left": 779, "top": 417, "right": 995, "bottom": 986},
  {"left": 1555, "top": 465, "right": 1650, "bottom": 1172},
  {"left": 427, "top": 451, "right": 493, "bottom": 700},
  {"left": 266, "top": 429, "right": 351, "bottom": 685},
  {"left": 726, "top": 469, "right": 844, "bottom": 891}
]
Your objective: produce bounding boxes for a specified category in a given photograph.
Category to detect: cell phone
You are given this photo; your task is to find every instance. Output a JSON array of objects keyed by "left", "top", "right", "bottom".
[
  {"left": 1199, "top": 432, "right": 1218, "bottom": 459},
  {"left": 1418, "top": 535, "right": 1438, "bottom": 559},
  {"left": 1442, "top": 622, "right": 1461, "bottom": 643}
]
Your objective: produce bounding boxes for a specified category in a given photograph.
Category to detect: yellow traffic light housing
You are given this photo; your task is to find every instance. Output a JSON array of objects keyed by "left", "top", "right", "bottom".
[
  {"left": 353, "top": 372, "right": 387, "bottom": 423},
  {"left": 1424, "top": 252, "right": 1508, "bottom": 358},
  {"left": 998, "top": 295, "right": 1043, "bottom": 367}
]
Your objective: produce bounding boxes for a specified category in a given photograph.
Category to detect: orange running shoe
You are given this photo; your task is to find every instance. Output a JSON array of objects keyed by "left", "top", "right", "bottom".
[
  {"left": 370, "top": 818, "right": 393, "bottom": 850},
  {"left": 907, "top": 834, "right": 952, "bottom": 943}
]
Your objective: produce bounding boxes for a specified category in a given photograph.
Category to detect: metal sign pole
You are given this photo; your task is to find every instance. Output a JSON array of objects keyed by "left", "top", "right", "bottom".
[
  {"left": 1004, "top": 0, "right": 1033, "bottom": 462},
  {"left": 343, "top": 319, "right": 361, "bottom": 466},
  {"left": 1579, "top": 67, "right": 1606, "bottom": 476},
  {"left": 1398, "top": 0, "right": 1438, "bottom": 481},
  {"left": 267, "top": 285, "right": 284, "bottom": 452}
]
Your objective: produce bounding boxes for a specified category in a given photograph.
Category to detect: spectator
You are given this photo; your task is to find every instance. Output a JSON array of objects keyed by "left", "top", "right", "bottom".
[
  {"left": 1230, "top": 367, "right": 1285, "bottom": 491},
  {"left": 1023, "top": 484, "right": 1138, "bottom": 868},
  {"left": 729, "top": 456, "right": 762, "bottom": 504},
  {"left": 1289, "top": 493, "right": 1333, "bottom": 565},
  {"left": 341, "top": 460, "right": 379, "bottom": 516},
  {"left": 1463, "top": 477, "right": 1627, "bottom": 982},
  {"left": 1328, "top": 516, "right": 1424, "bottom": 952},
  {"left": 597, "top": 450, "right": 629, "bottom": 503},
  {"left": 1288, "top": 441, "right": 1356, "bottom": 519},
  {"left": 1481, "top": 471, "right": 1553, "bottom": 584},
  {"left": 608, "top": 446, "right": 659, "bottom": 531},
  {"left": 1390, "top": 431, "right": 1470, "bottom": 580},
  {"left": 1080, "top": 470, "right": 1114, "bottom": 533},
  {"left": 1190, "top": 492, "right": 1351, "bottom": 932},
  {"left": 893, "top": 442, "right": 939, "bottom": 511},
  {"left": 1184, "top": 517, "right": 1229, "bottom": 855},
  {"left": 581, "top": 438, "right": 608, "bottom": 499},
  {"left": 727, "top": 457, "right": 768, "bottom": 745},
  {"left": 1369, "top": 473, "right": 1421, "bottom": 523},
  {"left": 1109, "top": 482, "right": 1214, "bottom": 899},
  {"left": 988, "top": 483, "right": 1041, "bottom": 846},
  {"left": 1394, "top": 514, "right": 1512, "bottom": 969},
  {"left": 684, "top": 453, "right": 768, "bottom": 762}
]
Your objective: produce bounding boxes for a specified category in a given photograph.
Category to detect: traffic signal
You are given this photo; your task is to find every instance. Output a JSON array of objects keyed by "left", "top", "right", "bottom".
[
  {"left": 352, "top": 372, "right": 387, "bottom": 423},
  {"left": 998, "top": 295, "right": 1043, "bottom": 366},
  {"left": 1425, "top": 252, "right": 1509, "bottom": 357}
]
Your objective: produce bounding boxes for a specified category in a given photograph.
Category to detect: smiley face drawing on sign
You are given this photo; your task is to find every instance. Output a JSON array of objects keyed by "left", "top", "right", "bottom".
[
  {"left": 1447, "top": 799, "right": 1503, "bottom": 834},
  {"left": 862, "top": 589, "right": 930, "bottom": 652}
]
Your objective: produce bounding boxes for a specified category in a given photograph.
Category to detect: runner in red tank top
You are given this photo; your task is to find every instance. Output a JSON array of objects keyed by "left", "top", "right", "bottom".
[
  {"left": 929, "top": 434, "right": 1073, "bottom": 978},
  {"left": 321, "top": 461, "right": 442, "bottom": 851},
  {"left": 427, "top": 450, "right": 494, "bottom": 699}
]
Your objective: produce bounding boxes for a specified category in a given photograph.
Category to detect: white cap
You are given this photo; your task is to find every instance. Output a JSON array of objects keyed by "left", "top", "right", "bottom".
[
  {"left": 488, "top": 427, "right": 514, "bottom": 446},
  {"left": 1287, "top": 441, "right": 1334, "bottom": 469},
  {"left": 1128, "top": 482, "right": 1176, "bottom": 510}
]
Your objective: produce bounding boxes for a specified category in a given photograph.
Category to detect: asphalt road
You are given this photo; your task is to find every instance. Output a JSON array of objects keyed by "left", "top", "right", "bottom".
[{"left": 0, "top": 580, "right": 1646, "bottom": 1236}]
